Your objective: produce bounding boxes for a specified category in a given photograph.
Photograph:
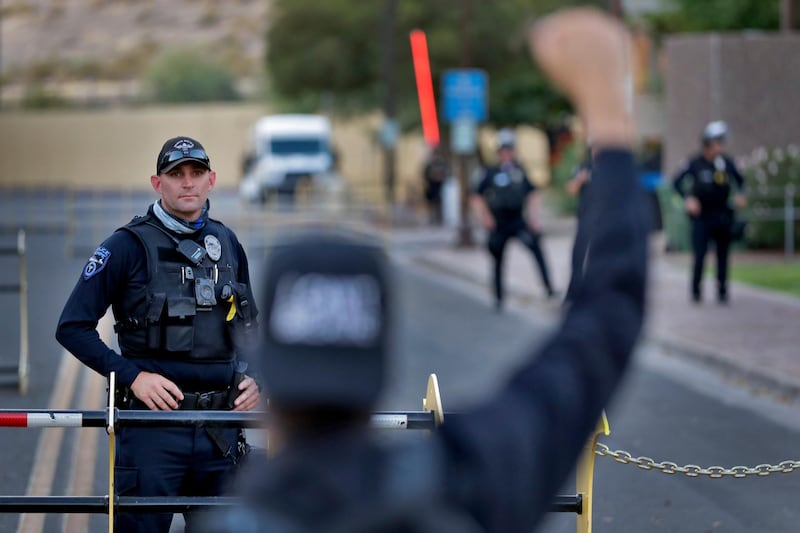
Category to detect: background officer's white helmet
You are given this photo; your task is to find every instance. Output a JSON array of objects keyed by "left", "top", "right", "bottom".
[
  {"left": 496, "top": 128, "right": 516, "bottom": 150},
  {"left": 702, "top": 120, "right": 728, "bottom": 143}
]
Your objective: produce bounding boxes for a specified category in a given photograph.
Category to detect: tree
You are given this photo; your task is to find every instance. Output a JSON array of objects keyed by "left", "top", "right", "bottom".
[
  {"left": 265, "top": 0, "right": 602, "bottom": 129},
  {"left": 146, "top": 50, "right": 240, "bottom": 104},
  {"left": 646, "top": 0, "right": 791, "bottom": 36}
]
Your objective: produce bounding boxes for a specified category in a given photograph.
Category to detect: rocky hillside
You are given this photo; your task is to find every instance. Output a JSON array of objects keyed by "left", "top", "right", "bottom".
[{"left": 1, "top": 0, "right": 271, "bottom": 98}]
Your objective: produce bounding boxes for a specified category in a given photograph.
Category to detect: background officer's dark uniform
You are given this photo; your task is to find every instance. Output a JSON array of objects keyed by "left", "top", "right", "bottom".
[
  {"left": 476, "top": 161, "right": 555, "bottom": 305},
  {"left": 673, "top": 154, "right": 745, "bottom": 301},
  {"left": 204, "top": 149, "right": 648, "bottom": 533},
  {"left": 56, "top": 204, "right": 257, "bottom": 532}
]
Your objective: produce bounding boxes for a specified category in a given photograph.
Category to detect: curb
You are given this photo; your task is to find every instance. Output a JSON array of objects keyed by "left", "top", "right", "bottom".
[
  {"left": 647, "top": 335, "right": 800, "bottom": 398},
  {"left": 410, "top": 251, "right": 800, "bottom": 397}
]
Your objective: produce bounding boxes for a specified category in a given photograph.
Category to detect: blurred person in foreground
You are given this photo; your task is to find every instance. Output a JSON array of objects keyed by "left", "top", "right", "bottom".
[
  {"left": 205, "top": 7, "right": 647, "bottom": 533},
  {"left": 673, "top": 121, "right": 746, "bottom": 304},
  {"left": 564, "top": 144, "right": 593, "bottom": 303},
  {"left": 471, "top": 127, "right": 557, "bottom": 310},
  {"left": 56, "top": 136, "right": 261, "bottom": 532}
]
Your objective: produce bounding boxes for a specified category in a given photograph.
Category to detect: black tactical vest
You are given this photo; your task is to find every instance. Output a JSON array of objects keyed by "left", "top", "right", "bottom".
[
  {"left": 483, "top": 163, "right": 529, "bottom": 214},
  {"left": 688, "top": 156, "right": 733, "bottom": 213},
  {"left": 113, "top": 214, "right": 250, "bottom": 363}
]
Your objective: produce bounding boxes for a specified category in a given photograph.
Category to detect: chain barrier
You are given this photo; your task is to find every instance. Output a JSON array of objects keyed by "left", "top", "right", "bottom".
[{"left": 595, "top": 443, "right": 800, "bottom": 478}]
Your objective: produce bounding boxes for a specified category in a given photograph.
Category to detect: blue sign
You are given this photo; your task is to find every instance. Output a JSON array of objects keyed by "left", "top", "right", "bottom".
[{"left": 442, "top": 69, "right": 488, "bottom": 123}]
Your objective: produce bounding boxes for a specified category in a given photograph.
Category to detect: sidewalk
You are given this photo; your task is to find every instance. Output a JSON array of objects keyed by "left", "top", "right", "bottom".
[{"left": 389, "top": 218, "right": 800, "bottom": 394}]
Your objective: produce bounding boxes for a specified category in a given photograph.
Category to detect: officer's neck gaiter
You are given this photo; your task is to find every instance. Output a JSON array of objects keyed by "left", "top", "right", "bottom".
[{"left": 152, "top": 200, "right": 209, "bottom": 234}]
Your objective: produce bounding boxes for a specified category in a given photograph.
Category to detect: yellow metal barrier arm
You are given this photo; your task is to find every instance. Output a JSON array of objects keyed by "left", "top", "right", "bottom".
[
  {"left": 107, "top": 372, "right": 116, "bottom": 533},
  {"left": 576, "top": 411, "right": 610, "bottom": 533},
  {"left": 421, "top": 373, "right": 444, "bottom": 427}
]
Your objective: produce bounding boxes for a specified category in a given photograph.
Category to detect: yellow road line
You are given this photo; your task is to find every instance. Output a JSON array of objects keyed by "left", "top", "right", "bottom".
[
  {"left": 16, "top": 350, "right": 81, "bottom": 533},
  {"left": 64, "top": 312, "right": 114, "bottom": 533},
  {"left": 63, "top": 368, "right": 104, "bottom": 533}
]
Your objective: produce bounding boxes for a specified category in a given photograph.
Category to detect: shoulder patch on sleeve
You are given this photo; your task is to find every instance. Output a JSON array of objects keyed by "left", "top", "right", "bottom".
[{"left": 82, "top": 246, "right": 111, "bottom": 281}]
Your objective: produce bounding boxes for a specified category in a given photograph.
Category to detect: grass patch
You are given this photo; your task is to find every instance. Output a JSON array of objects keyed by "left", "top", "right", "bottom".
[{"left": 728, "top": 261, "right": 800, "bottom": 297}]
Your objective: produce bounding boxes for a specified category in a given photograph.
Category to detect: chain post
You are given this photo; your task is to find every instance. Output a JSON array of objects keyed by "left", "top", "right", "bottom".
[{"left": 576, "top": 411, "right": 609, "bottom": 533}]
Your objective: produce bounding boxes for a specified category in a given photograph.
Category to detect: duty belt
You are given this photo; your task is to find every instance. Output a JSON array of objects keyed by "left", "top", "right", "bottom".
[
  {"left": 179, "top": 389, "right": 230, "bottom": 410},
  {"left": 118, "top": 388, "right": 233, "bottom": 411}
]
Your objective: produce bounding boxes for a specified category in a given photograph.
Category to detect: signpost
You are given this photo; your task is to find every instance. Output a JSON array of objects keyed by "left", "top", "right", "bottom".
[{"left": 442, "top": 69, "right": 488, "bottom": 246}]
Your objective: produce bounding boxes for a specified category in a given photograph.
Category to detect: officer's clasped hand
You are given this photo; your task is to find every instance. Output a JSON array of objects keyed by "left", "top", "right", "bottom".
[
  {"left": 130, "top": 371, "right": 184, "bottom": 411},
  {"left": 685, "top": 196, "right": 701, "bottom": 216}
]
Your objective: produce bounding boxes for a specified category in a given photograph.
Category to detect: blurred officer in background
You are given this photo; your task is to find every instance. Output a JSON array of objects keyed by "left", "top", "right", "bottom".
[
  {"left": 673, "top": 121, "right": 747, "bottom": 304},
  {"left": 56, "top": 136, "right": 261, "bottom": 532},
  {"left": 422, "top": 145, "right": 450, "bottom": 225},
  {"left": 204, "top": 8, "right": 647, "bottom": 533},
  {"left": 471, "top": 128, "right": 556, "bottom": 310}
]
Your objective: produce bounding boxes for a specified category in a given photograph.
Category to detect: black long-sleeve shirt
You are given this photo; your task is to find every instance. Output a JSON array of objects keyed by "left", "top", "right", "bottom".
[{"left": 208, "top": 148, "right": 648, "bottom": 533}]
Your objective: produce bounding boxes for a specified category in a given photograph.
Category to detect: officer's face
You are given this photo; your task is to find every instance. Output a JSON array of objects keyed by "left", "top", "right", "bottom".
[
  {"left": 151, "top": 162, "right": 216, "bottom": 220},
  {"left": 704, "top": 139, "right": 724, "bottom": 159},
  {"left": 498, "top": 146, "right": 514, "bottom": 163}
]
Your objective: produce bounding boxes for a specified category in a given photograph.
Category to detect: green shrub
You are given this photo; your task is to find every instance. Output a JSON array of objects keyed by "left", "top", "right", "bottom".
[
  {"left": 658, "top": 182, "right": 690, "bottom": 251},
  {"left": 547, "top": 141, "right": 585, "bottom": 215},
  {"left": 145, "top": 50, "right": 240, "bottom": 103},
  {"left": 20, "top": 85, "right": 71, "bottom": 109},
  {"left": 740, "top": 145, "right": 800, "bottom": 250}
]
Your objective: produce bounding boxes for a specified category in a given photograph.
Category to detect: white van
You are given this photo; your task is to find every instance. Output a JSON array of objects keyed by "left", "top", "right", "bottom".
[{"left": 239, "top": 114, "right": 337, "bottom": 203}]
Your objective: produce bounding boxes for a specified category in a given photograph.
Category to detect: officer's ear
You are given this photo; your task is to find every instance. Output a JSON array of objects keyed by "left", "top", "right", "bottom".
[
  {"left": 208, "top": 170, "right": 217, "bottom": 191},
  {"left": 150, "top": 174, "right": 162, "bottom": 194}
]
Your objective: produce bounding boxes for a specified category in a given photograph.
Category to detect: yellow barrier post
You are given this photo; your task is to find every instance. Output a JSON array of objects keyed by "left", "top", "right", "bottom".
[
  {"left": 107, "top": 372, "right": 116, "bottom": 533},
  {"left": 17, "top": 229, "right": 28, "bottom": 395},
  {"left": 576, "top": 411, "right": 610, "bottom": 533},
  {"left": 421, "top": 373, "right": 444, "bottom": 427}
]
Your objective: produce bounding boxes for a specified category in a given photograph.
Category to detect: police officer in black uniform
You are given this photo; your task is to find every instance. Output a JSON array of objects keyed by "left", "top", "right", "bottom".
[
  {"left": 203, "top": 9, "right": 646, "bottom": 533},
  {"left": 673, "top": 121, "right": 746, "bottom": 304},
  {"left": 56, "top": 136, "right": 261, "bottom": 533},
  {"left": 471, "top": 129, "right": 556, "bottom": 310}
]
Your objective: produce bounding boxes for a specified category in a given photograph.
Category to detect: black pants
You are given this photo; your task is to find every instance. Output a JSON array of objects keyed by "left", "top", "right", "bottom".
[
  {"left": 487, "top": 219, "right": 554, "bottom": 304},
  {"left": 114, "top": 423, "right": 239, "bottom": 532},
  {"left": 690, "top": 212, "right": 732, "bottom": 299},
  {"left": 425, "top": 183, "right": 443, "bottom": 225}
]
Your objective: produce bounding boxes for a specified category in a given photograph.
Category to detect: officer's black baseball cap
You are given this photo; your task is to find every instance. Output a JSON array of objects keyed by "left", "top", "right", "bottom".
[
  {"left": 259, "top": 231, "right": 392, "bottom": 409},
  {"left": 156, "top": 136, "right": 211, "bottom": 174}
]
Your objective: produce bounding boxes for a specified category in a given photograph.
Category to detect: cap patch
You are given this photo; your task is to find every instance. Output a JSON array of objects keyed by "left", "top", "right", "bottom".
[
  {"left": 174, "top": 139, "right": 195, "bottom": 153},
  {"left": 269, "top": 273, "right": 381, "bottom": 347},
  {"left": 83, "top": 246, "right": 111, "bottom": 280}
]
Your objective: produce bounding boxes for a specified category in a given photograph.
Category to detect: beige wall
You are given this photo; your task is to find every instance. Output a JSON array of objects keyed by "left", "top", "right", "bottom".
[
  {"left": 664, "top": 33, "right": 800, "bottom": 174},
  {"left": 0, "top": 104, "right": 267, "bottom": 190},
  {"left": 0, "top": 104, "right": 550, "bottom": 204}
]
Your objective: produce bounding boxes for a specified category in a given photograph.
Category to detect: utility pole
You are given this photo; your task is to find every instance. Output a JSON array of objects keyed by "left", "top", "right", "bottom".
[
  {"left": 456, "top": 0, "right": 474, "bottom": 247},
  {"left": 381, "top": 0, "right": 398, "bottom": 208},
  {"left": 781, "top": 0, "right": 796, "bottom": 31}
]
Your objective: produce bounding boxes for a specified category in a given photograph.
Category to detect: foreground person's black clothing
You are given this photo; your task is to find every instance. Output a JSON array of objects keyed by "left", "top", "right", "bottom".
[{"left": 204, "top": 148, "right": 648, "bottom": 533}]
